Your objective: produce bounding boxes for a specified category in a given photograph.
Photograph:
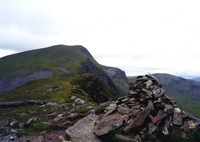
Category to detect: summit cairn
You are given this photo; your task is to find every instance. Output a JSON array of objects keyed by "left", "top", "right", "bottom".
[{"left": 94, "top": 74, "right": 200, "bottom": 141}]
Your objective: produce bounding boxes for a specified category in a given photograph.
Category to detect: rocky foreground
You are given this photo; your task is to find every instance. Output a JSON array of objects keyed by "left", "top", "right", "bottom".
[
  {"left": 1, "top": 74, "right": 200, "bottom": 142},
  {"left": 66, "top": 74, "right": 200, "bottom": 142}
]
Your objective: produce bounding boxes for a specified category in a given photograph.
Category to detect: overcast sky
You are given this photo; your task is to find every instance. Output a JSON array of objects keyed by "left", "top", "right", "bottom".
[{"left": 0, "top": 0, "right": 200, "bottom": 77}]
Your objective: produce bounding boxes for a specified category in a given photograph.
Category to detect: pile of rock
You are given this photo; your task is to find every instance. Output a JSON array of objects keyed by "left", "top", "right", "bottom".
[{"left": 93, "top": 74, "right": 200, "bottom": 141}]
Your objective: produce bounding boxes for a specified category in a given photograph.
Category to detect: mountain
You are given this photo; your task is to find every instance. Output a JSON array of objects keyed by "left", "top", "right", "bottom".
[
  {"left": 0, "top": 45, "right": 128, "bottom": 96},
  {"left": 153, "top": 73, "right": 200, "bottom": 100},
  {"left": 128, "top": 73, "right": 200, "bottom": 117},
  {"left": 0, "top": 45, "right": 129, "bottom": 140},
  {"left": 193, "top": 77, "right": 200, "bottom": 82}
]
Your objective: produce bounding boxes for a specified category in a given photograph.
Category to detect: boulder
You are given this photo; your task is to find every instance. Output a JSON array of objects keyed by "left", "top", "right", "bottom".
[{"left": 66, "top": 114, "right": 101, "bottom": 142}]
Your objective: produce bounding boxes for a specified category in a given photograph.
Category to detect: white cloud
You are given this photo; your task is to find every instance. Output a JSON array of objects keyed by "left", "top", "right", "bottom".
[
  {"left": 0, "top": 49, "right": 16, "bottom": 58},
  {"left": 0, "top": 0, "right": 200, "bottom": 77}
]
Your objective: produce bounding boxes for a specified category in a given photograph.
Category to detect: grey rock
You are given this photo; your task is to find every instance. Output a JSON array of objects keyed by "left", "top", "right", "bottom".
[
  {"left": 106, "top": 103, "right": 117, "bottom": 111},
  {"left": 54, "top": 115, "right": 64, "bottom": 122},
  {"left": 100, "top": 101, "right": 112, "bottom": 107},
  {"left": 0, "top": 100, "right": 45, "bottom": 107},
  {"left": 146, "top": 80, "right": 153, "bottom": 89},
  {"left": 153, "top": 88, "right": 165, "bottom": 98},
  {"left": 104, "top": 103, "right": 117, "bottom": 116},
  {"left": 19, "top": 122, "right": 25, "bottom": 129},
  {"left": 164, "top": 104, "right": 174, "bottom": 114},
  {"left": 163, "top": 117, "right": 172, "bottom": 135},
  {"left": 74, "top": 98, "right": 85, "bottom": 104},
  {"left": 0, "top": 134, "right": 18, "bottom": 142},
  {"left": 66, "top": 114, "right": 101, "bottom": 142},
  {"left": 26, "top": 117, "right": 37, "bottom": 125},
  {"left": 128, "top": 109, "right": 141, "bottom": 117},
  {"left": 18, "top": 135, "right": 44, "bottom": 142},
  {"left": 148, "top": 123, "right": 157, "bottom": 134},
  {"left": 162, "top": 125, "right": 169, "bottom": 135},
  {"left": 70, "top": 96, "right": 77, "bottom": 100},
  {"left": 173, "top": 112, "right": 182, "bottom": 126},
  {"left": 117, "top": 104, "right": 130, "bottom": 115},
  {"left": 66, "top": 113, "right": 78, "bottom": 119},
  {"left": 46, "top": 102, "right": 58, "bottom": 106},
  {"left": 9, "top": 119, "right": 18, "bottom": 126},
  {"left": 115, "top": 134, "right": 136, "bottom": 142}
]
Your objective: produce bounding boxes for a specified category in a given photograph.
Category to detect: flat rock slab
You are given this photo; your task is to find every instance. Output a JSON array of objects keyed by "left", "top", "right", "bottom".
[
  {"left": 124, "top": 100, "right": 154, "bottom": 132},
  {"left": 94, "top": 112, "right": 123, "bottom": 136},
  {"left": 66, "top": 114, "right": 101, "bottom": 142}
]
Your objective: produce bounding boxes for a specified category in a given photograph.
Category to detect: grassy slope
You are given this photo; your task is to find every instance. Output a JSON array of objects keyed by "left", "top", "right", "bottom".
[
  {"left": 0, "top": 45, "right": 88, "bottom": 78},
  {"left": 0, "top": 74, "right": 115, "bottom": 103},
  {"left": 0, "top": 74, "right": 112, "bottom": 136},
  {"left": 70, "top": 74, "right": 115, "bottom": 103}
]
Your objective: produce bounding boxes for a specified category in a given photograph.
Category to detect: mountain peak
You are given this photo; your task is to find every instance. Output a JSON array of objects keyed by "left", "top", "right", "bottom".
[{"left": 0, "top": 45, "right": 128, "bottom": 95}]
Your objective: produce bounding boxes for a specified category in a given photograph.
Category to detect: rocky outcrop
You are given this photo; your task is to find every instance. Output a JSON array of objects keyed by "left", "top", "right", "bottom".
[
  {"left": 66, "top": 74, "right": 200, "bottom": 142},
  {"left": 93, "top": 74, "right": 200, "bottom": 141}
]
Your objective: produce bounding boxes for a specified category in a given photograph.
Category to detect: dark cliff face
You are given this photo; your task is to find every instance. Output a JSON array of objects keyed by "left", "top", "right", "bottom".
[
  {"left": 80, "top": 58, "right": 119, "bottom": 96},
  {"left": 101, "top": 66, "right": 129, "bottom": 95}
]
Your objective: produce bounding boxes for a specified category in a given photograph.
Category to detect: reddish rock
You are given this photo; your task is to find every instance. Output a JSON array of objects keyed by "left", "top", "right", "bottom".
[
  {"left": 94, "top": 112, "right": 123, "bottom": 136},
  {"left": 124, "top": 100, "right": 154, "bottom": 132},
  {"left": 152, "top": 110, "right": 164, "bottom": 124}
]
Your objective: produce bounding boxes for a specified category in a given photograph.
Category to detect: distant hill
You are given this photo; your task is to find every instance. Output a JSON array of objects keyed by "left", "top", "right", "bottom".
[
  {"left": 193, "top": 77, "right": 200, "bottom": 82},
  {"left": 153, "top": 73, "right": 200, "bottom": 100},
  {"left": 128, "top": 73, "right": 200, "bottom": 117},
  {"left": 0, "top": 45, "right": 128, "bottom": 96}
]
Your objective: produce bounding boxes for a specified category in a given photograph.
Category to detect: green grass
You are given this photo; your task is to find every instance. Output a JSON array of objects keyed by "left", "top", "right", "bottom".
[
  {"left": 0, "top": 45, "right": 90, "bottom": 78},
  {"left": 70, "top": 74, "right": 116, "bottom": 103},
  {"left": 170, "top": 94, "right": 200, "bottom": 118},
  {"left": 0, "top": 73, "right": 116, "bottom": 104},
  {"left": 113, "top": 81, "right": 128, "bottom": 96},
  {"left": 0, "top": 77, "right": 72, "bottom": 102}
]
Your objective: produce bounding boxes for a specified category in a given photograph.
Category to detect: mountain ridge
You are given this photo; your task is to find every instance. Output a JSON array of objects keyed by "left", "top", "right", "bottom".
[{"left": 0, "top": 45, "right": 128, "bottom": 96}]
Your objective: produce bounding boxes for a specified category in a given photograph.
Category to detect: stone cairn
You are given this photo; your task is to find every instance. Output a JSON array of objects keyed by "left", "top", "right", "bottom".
[{"left": 94, "top": 74, "right": 200, "bottom": 141}]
